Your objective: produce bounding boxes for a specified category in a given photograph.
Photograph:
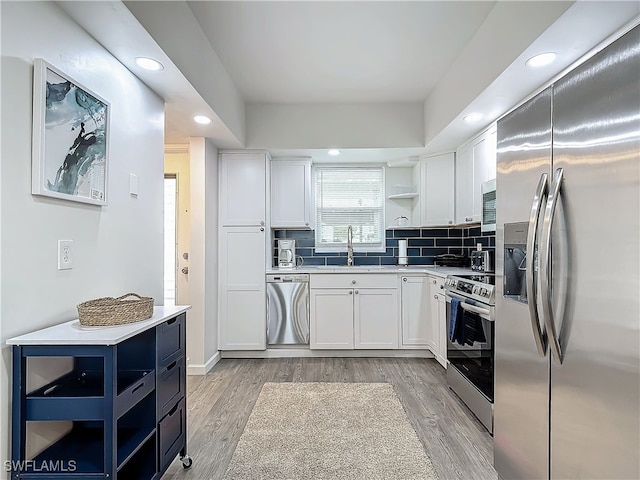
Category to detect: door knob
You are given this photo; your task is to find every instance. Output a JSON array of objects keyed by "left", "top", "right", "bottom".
[{"left": 181, "top": 267, "right": 189, "bottom": 274}]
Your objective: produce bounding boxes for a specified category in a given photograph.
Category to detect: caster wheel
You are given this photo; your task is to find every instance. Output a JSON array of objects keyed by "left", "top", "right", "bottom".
[{"left": 181, "top": 455, "right": 193, "bottom": 469}]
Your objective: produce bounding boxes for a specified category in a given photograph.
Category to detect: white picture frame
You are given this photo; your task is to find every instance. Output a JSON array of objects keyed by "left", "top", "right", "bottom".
[{"left": 32, "top": 58, "right": 109, "bottom": 206}]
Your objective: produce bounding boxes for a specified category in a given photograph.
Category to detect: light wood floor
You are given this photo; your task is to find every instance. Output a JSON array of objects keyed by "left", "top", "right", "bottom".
[{"left": 162, "top": 357, "right": 498, "bottom": 480}]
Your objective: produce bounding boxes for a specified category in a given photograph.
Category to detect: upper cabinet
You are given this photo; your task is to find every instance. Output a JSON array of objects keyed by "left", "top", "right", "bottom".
[
  {"left": 455, "top": 124, "right": 497, "bottom": 225},
  {"left": 270, "top": 157, "right": 312, "bottom": 229},
  {"left": 412, "top": 152, "right": 455, "bottom": 227},
  {"left": 219, "top": 151, "right": 269, "bottom": 227}
]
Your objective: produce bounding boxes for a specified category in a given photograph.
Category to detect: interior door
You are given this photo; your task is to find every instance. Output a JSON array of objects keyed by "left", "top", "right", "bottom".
[{"left": 164, "top": 150, "right": 191, "bottom": 306}]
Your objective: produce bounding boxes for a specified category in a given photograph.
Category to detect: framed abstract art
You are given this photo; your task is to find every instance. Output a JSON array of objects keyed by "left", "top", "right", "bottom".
[{"left": 32, "top": 58, "right": 109, "bottom": 205}]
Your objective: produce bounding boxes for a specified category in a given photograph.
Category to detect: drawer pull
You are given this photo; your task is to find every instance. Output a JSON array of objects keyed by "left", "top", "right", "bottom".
[
  {"left": 167, "top": 360, "right": 178, "bottom": 371},
  {"left": 167, "top": 317, "right": 177, "bottom": 326},
  {"left": 131, "top": 382, "right": 145, "bottom": 395},
  {"left": 168, "top": 402, "right": 179, "bottom": 416},
  {"left": 43, "top": 385, "right": 59, "bottom": 396}
]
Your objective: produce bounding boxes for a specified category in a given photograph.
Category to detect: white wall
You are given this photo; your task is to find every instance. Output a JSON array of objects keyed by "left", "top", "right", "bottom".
[
  {"left": 246, "top": 103, "right": 424, "bottom": 149},
  {"left": 0, "top": 2, "right": 164, "bottom": 476},
  {"left": 186, "top": 138, "right": 219, "bottom": 374}
]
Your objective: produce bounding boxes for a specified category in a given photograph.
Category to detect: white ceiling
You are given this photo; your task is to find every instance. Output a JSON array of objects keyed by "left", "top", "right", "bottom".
[
  {"left": 187, "top": 1, "right": 495, "bottom": 103},
  {"left": 59, "top": 1, "right": 640, "bottom": 164}
]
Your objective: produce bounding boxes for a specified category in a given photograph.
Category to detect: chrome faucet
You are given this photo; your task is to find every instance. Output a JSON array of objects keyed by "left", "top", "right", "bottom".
[{"left": 347, "top": 225, "right": 354, "bottom": 266}]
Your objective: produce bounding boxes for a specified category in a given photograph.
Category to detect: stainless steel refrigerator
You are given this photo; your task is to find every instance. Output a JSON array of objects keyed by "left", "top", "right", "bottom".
[{"left": 494, "top": 24, "right": 639, "bottom": 480}]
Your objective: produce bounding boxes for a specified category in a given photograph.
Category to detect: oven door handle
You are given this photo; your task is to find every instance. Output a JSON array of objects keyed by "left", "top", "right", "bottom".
[{"left": 459, "top": 302, "right": 493, "bottom": 321}]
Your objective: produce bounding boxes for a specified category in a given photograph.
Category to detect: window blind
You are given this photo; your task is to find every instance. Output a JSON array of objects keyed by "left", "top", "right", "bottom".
[{"left": 314, "top": 167, "right": 385, "bottom": 252}]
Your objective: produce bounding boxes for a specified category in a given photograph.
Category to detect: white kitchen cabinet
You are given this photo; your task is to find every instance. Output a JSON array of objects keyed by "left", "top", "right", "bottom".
[
  {"left": 218, "top": 150, "right": 269, "bottom": 351},
  {"left": 412, "top": 153, "right": 455, "bottom": 227},
  {"left": 271, "top": 158, "right": 312, "bottom": 229},
  {"left": 455, "top": 124, "right": 497, "bottom": 225},
  {"left": 309, "top": 274, "right": 398, "bottom": 350},
  {"left": 310, "top": 288, "right": 355, "bottom": 349},
  {"left": 219, "top": 151, "right": 268, "bottom": 227},
  {"left": 219, "top": 226, "right": 267, "bottom": 350},
  {"left": 428, "top": 275, "right": 447, "bottom": 368},
  {"left": 400, "top": 276, "right": 430, "bottom": 348},
  {"left": 354, "top": 288, "right": 399, "bottom": 349}
]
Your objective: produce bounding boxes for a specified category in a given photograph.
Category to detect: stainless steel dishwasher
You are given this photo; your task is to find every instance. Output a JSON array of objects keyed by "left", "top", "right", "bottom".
[{"left": 266, "top": 273, "right": 310, "bottom": 345}]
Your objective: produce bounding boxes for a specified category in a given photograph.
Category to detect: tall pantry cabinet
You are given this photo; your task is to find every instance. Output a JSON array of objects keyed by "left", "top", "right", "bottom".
[{"left": 218, "top": 151, "right": 270, "bottom": 350}]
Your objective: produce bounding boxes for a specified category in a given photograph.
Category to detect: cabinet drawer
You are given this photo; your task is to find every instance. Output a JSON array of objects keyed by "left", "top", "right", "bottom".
[
  {"left": 310, "top": 274, "right": 397, "bottom": 289},
  {"left": 157, "top": 356, "right": 185, "bottom": 419},
  {"left": 158, "top": 397, "right": 186, "bottom": 472},
  {"left": 115, "top": 370, "right": 155, "bottom": 419},
  {"left": 157, "top": 313, "right": 185, "bottom": 367}
]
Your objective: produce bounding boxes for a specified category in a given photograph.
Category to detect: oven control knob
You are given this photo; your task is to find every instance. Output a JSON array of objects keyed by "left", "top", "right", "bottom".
[{"left": 472, "top": 286, "right": 480, "bottom": 295}]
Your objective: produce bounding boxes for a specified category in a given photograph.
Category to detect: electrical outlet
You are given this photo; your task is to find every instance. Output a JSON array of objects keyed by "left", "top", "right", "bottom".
[{"left": 58, "top": 240, "right": 73, "bottom": 270}]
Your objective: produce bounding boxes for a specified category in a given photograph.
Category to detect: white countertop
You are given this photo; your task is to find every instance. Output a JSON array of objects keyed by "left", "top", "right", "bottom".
[
  {"left": 6, "top": 305, "right": 191, "bottom": 346},
  {"left": 266, "top": 265, "right": 474, "bottom": 278}
]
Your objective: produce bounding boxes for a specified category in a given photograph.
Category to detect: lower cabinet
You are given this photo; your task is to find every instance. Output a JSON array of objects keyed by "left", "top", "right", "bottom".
[
  {"left": 354, "top": 288, "right": 398, "bottom": 349},
  {"left": 219, "top": 226, "right": 267, "bottom": 350},
  {"left": 400, "top": 276, "right": 430, "bottom": 348},
  {"left": 9, "top": 309, "right": 191, "bottom": 480},
  {"left": 310, "top": 274, "right": 399, "bottom": 349},
  {"left": 429, "top": 276, "right": 448, "bottom": 368},
  {"left": 310, "top": 288, "right": 355, "bottom": 349}
]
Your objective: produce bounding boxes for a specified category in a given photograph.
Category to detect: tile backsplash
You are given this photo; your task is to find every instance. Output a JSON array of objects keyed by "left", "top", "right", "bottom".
[{"left": 273, "top": 226, "right": 495, "bottom": 268}]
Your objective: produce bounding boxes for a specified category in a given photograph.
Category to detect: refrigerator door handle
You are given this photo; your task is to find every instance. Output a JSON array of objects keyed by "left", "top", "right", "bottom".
[
  {"left": 540, "top": 167, "right": 565, "bottom": 364},
  {"left": 526, "top": 172, "right": 549, "bottom": 356}
]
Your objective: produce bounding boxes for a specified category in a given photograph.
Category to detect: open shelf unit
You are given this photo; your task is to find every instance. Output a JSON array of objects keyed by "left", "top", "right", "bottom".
[{"left": 9, "top": 308, "right": 191, "bottom": 480}]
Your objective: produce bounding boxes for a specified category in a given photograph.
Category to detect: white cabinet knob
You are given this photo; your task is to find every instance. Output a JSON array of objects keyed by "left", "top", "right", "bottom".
[
  {"left": 349, "top": 290, "right": 353, "bottom": 295},
  {"left": 351, "top": 280, "right": 356, "bottom": 284},
  {"left": 355, "top": 290, "right": 359, "bottom": 294}
]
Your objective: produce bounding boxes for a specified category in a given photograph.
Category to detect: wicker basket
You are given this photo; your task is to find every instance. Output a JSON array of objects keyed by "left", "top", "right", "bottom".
[{"left": 77, "top": 293, "right": 154, "bottom": 326}]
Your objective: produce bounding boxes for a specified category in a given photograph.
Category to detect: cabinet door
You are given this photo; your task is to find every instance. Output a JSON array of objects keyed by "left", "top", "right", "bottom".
[
  {"left": 455, "top": 143, "right": 474, "bottom": 225},
  {"left": 310, "top": 289, "right": 354, "bottom": 349},
  {"left": 400, "top": 276, "right": 430, "bottom": 348},
  {"left": 455, "top": 124, "right": 497, "bottom": 225},
  {"left": 428, "top": 276, "right": 447, "bottom": 368},
  {"left": 436, "top": 293, "right": 447, "bottom": 368},
  {"left": 421, "top": 153, "right": 455, "bottom": 227},
  {"left": 354, "top": 288, "right": 399, "bottom": 349},
  {"left": 271, "top": 159, "right": 312, "bottom": 228},
  {"left": 220, "top": 152, "right": 267, "bottom": 226},
  {"left": 219, "top": 226, "right": 266, "bottom": 350}
]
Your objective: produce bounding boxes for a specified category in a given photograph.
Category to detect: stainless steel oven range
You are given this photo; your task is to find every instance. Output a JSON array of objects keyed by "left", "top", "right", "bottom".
[{"left": 444, "top": 274, "right": 495, "bottom": 433}]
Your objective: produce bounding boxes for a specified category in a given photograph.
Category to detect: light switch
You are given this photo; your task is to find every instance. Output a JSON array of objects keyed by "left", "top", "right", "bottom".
[
  {"left": 130, "top": 173, "right": 138, "bottom": 197},
  {"left": 58, "top": 240, "right": 73, "bottom": 270}
]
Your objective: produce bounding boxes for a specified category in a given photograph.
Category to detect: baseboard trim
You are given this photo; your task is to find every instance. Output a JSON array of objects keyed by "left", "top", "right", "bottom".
[
  {"left": 187, "top": 351, "right": 221, "bottom": 375},
  {"left": 220, "top": 349, "right": 434, "bottom": 359}
]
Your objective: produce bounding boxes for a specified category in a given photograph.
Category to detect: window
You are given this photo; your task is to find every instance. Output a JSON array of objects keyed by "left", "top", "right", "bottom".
[{"left": 315, "top": 167, "right": 385, "bottom": 252}]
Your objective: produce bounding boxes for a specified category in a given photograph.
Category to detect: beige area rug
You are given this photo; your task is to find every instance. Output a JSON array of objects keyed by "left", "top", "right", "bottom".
[{"left": 223, "top": 382, "right": 439, "bottom": 480}]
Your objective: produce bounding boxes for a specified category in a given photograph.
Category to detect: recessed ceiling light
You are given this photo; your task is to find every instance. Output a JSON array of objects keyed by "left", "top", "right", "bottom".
[
  {"left": 328, "top": 149, "right": 340, "bottom": 156},
  {"left": 194, "top": 115, "right": 212, "bottom": 125},
  {"left": 526, "top": 52, "right": 557, "bottom": 68},
  {"left": 134, "top": 57, "right": 164, "bottom": 71},
  {"left": 463, "top": 113, "right": 483, "bottom": 123}
]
